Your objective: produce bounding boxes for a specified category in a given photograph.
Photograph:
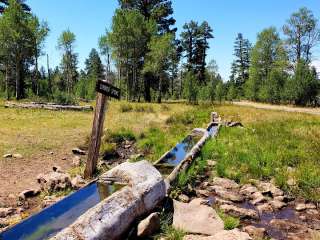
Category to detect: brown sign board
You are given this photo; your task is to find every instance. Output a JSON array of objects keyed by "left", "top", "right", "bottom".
[{"left": 96, "top": 80, "right": 121, "bottom": 99}]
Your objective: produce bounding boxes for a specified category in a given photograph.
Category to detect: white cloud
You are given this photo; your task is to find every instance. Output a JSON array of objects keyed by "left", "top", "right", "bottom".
[{"left": 311, "top": 60, "right": 320, "bottom": 74}]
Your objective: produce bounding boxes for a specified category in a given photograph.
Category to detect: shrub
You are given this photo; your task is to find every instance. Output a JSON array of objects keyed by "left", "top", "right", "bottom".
[
  {"left": 217, "top": 209, "right": 240, "bottom": 230},
  {"left": 103, "top": 128, "right": 136, "bottom": 144},
  {"left": 53, "top": 90, "right": 77, "bottom": 105},
  {"left": 134, "top": 104, "right": 155, "bottom": 113},
  {"left": 119, "top": 103, "right": 133, "bottom": 112}
]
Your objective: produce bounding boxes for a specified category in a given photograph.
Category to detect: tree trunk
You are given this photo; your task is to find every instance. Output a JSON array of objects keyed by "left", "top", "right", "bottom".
[
  {"left": 157, "top": 75, "right": 162, "bottom": 103},
  {"left": 15, "top": 58, "right": 22, "bottom": 100},
  {"left": 5, "top": 63, "right": 9, "bottom": 100}
]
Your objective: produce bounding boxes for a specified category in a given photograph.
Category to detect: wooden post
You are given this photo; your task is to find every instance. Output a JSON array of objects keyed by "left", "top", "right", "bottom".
[
  {"left": 84, "top": 80, "right": 120, "bottom": 179},
  {"left": 84, "top": 91, "right": 108, "bottom": 179}
]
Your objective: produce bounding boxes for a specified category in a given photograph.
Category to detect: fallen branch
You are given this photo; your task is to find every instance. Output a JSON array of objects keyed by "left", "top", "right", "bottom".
[{"left": 4, "top": 102, "right": 93, "bottom": 112}]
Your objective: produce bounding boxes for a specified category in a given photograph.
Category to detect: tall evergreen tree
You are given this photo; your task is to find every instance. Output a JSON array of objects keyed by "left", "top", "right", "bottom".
[
  {"left": 118, "top": 0, "right": 176, "bottom": 34},
  {"left": 180, "top": 20, "right": 213, "bottom": 84},
  {"left": 232, "top": 33, "right": 251, "bottom": 94},
  {"left": 0, "top": 0, "right": 30, "bottom": 14}
]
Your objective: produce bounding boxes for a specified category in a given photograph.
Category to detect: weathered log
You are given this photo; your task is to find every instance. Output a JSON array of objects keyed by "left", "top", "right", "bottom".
[{"left": 4, "top": 102, "right": 93, "bottom": 111}]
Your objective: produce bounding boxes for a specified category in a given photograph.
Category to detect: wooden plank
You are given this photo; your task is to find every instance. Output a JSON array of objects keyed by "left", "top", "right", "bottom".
[{"left": 84, "top": 92, "right": 108, "bottom": 178}]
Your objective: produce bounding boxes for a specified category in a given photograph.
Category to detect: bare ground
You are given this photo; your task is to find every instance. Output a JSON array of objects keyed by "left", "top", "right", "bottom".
[{"left": 233, "top": 101, "right": 320, "bottom": 115}]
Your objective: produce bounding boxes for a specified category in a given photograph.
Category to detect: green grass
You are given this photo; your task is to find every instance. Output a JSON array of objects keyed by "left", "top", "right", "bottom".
[
  {"left": 155, "top": 225, "right": 185, "bottom": 240},
  {"left": 201, "top": 108, "right": 320, "bottom": 202},
  {"left": 217, "top": 209, "right": 240, "bottom": 230}
]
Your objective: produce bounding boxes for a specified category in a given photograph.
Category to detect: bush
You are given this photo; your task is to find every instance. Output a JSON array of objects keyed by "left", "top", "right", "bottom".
[
  {"left": 217, "top": 209, "right": 240, "bottom": 230},
  {"left": 134, "top": 104, "right": 154, "bottom": 113},
  {"left": 103, "top": 128, "right": 136, "bottom": 144},
  {"left": 53, "top": 90, "right": 77, "bottom": 105},
  {"left": 119, "top": 103, "right": 133, "bottom": 112}
]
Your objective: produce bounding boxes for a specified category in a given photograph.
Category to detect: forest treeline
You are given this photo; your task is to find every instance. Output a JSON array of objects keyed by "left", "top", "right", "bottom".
[{"left": 0, "top": 0, "right": 319, "bottom": 106}]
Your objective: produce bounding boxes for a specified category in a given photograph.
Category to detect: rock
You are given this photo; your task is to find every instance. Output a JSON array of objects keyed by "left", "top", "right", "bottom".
[
  {"left": 270, "top": 219, "right": 312, "bottom": 237},
  {"left": 243, "top": 225, "right": 266, "bottom": 239},
  {"left": 258, "top": 182, "right": 283, "bottom": 197},
  {"left": 137, "top": 212, "right": 160, "bottom": 237},
  {"left": 3, "top": 154, "right": 12, "bottom": 158},
  {"left": 212, "top": 197, "right": 233, "bottom": 206},
  {"left": 207, "top": 160, "right": 217, "bottom": 167},
  {"left": 71, "top": 175, "right": 86, "bottom": 189},
  {"left": 52, "top": 161, "right": 166, "bottom": 240},
  {"left": 295, "top": 203, "right": 316, "bottom": 211},
  {"left": 257, "top": 203, "right": 273, "bottom": 213},
  {"left": 72, "top": 148, "right": 86, "bottom": 155},
  {"left": 196, "top": 189, "right": 210, "bottom": 197},
  {"left": 49, "top": 151, "right": 54, "bottom": 155},
  {"left": 72, "top": 156, "right": 82, "bottom": 167},
  {"left": 211, "top": 177, "right": 239, "bottom": 189},
  {"left": 287, "top": 178, "right": 297, "bottom": 186},
  {"left": 178, "top": 194, "right": 190, "bottom": 203},
  {"left": 220, "top": 204, "right": 259, "bottom": 220},
  {"left": 306, "top": 209, "right": 319, "bottom": 215},
  {"left": 13, "top": 153, "right": 23, "bottom": 159},
  {"left": 0, "top": 207, "right": 15, "bottom": 218},
  {"left": 173, "top": 198, "right": 224, "bottom": 236},
  {"left": 184, "top": 229, "right": 252, "bottom": 240},
  {"left": 295, "top": 203, "right": 307, "bottom": 211},
  {"left": 37, "top": 171, "right": 72, "bottom": 192},
  {"left": 239, "top": 184, "right": 258, "bottom": 197},
  {"left": 250, "top": 192, "right": 266, "bottom": 205},
  {"left": 214, "top": 188, "right": 244, "bottom": 202},
  {"left": 52, "top": 165, "right": 64, "bottom": 173},
  {"left": 42, "top": 196, "right": 63, "bottom": 208},
  {"left": 270, "top": 200, "right": 286, "bottom": 210},
  {"left": 18, "top": 188, "right": 40, "bottom": 201}
]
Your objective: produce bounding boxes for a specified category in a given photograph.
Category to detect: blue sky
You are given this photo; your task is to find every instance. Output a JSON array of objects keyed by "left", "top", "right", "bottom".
[{"left": 28, "top": 0, "right": 320, "bottom": 80}]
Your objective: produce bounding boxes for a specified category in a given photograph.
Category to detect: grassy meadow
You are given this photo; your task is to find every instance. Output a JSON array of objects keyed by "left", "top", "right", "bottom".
[
  {"left": 1, "top": 99, "right": 319, "bottom": 202},
  {"left": 202, "top": 105, "right": 320, "bottom": 202}
]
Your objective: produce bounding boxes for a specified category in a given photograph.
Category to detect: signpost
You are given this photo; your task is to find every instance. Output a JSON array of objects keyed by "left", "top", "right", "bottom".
[{"left": 84, "top": 80, "right": 121, "bottom": 179}]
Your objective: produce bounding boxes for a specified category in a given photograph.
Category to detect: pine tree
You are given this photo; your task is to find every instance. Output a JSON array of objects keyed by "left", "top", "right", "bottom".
[{"left": 232, "top": 33, "right": 251, "bottom": 95}]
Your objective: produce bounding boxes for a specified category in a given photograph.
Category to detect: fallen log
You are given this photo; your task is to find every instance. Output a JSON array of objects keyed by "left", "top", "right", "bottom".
[{"left": 4, "top": 102, "right": 93, "bottom": 112}]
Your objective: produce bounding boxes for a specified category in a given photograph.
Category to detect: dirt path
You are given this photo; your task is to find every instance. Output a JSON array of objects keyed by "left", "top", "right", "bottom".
[{"left": 233, "top": 101, "right": 320, "bottom": 116}]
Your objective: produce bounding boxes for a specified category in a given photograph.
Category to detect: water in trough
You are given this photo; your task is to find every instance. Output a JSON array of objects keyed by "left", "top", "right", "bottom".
[{"left": 0, "top": 181, "right": 124, "bottom": 240}]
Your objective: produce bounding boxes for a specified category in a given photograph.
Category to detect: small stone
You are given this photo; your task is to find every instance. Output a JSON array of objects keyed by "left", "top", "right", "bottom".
[
  {"left": 295, "top": 203, "right": 307, "bottom": 211},
  {"left": 306, "top": 209, "right": 319, "bottom": 215},
  {"left": 13, "top": 153, "right": 23, "bottom": 159},
  {"left": 49, "top": 151, "right": 54, "bottom": 155},
  {"left": 62, "top": 157, "right": 67, "bottom": 160},
  {"left": 124, "top": 145, "right": 131, "bottom": 149},
  {"left": 270, "top": 200, "right": 286, "bottom": 210},
  {"left": 274, "top": 196, "right": 285, "bottom": 202},
  {"left": 18, "top": 188, "right": 40, "bottom": 201},
  {"left": 239, "top": 184, "right": 258, "bottom": 196},
  {"left": 214, "top": 187, "right": 244, "bottom": 202},
  {"left": 220, "top": 204, "right": 259, "bottom": 220},
  {"left": 258, "top": 182, "right": 283, "bottom": 197},
  {"left": 0, "top": 208, "right": 15, "bottom": 218},
  {"left": 52, "top": 165, "right": 63, "bottom": 173},
  {"left": 250, "top": 192, "right": 266, "bottom": 205},
  {"left": 72, "top": 148, "right": 86, "bottom": 155},
  {"left": 71, "top": 175, "right": 86, "bottom": 189},
  {"left": 211, "top": 177, "right": 239, "bottom": 189},
  {"left": 3, "top": 154, "right": 12, "bottom": 158},
  {"left": 257, "top": 203, "right": 273, "bottom": 213},
  {"left": 137, "top": 212, "right": 160, "bottom": 237},
  {"left": 72, "top": 156, "right": 82, "bottom": 167},
  {"left": 243, "top": 225, "right": 266, "bottom": 239},
  {"left": 207, "top": 160, "right": 217, "bottom": 167},
  {"left": 287, "top": 178, "right": 296, "bottom": 186},
  {"left": 196, "top": 189, "right": 210, "bottom": 197},
  {"left": 178, "top": 194, "right": 190, "bottom": 203}
]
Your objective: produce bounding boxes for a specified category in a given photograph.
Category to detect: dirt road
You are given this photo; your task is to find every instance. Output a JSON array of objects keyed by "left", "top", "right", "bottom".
[{"left": 233, "top": 101, "right": 320, "bottom": 116}]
